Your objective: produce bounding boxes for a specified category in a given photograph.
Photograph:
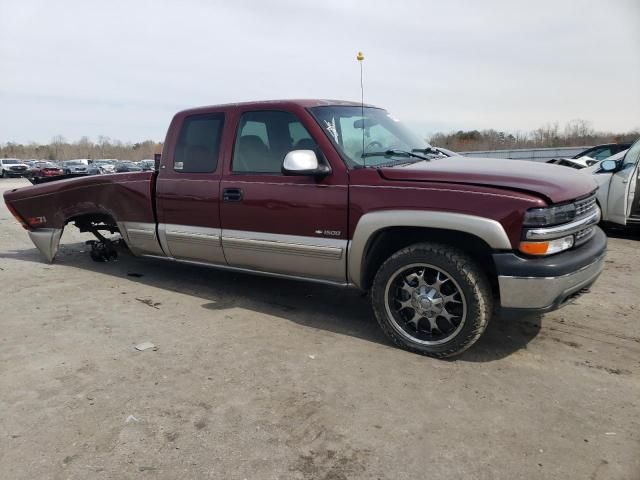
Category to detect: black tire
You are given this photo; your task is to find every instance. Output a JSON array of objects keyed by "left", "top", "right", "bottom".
[
  {"left": 1, "top": 170, "right": 6, "bottom": 178},
  {"left": 371, "top": 242, "right": 493, "bottom": 358}
]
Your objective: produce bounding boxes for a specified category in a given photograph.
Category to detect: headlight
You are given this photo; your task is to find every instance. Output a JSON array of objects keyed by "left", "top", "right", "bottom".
[{"left": 523, "top": 203, "right": 576, "bottom": 226}]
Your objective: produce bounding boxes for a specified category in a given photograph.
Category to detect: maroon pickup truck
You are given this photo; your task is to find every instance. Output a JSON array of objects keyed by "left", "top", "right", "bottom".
[{"left": 3, "top": 100, "right": 606, "bottom": 357}]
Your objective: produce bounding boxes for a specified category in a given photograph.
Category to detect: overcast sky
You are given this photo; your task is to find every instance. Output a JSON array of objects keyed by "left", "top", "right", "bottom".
[{"left": 1, "top": 0, "right": 638, "bottom": 144}]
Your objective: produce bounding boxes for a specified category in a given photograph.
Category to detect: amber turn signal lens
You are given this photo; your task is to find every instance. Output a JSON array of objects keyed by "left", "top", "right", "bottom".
[
  {"left": 519, "top": 241, "right": 549, "bottom": 255},
  {"left": 519, "top": 235, "right": 575, "bottom": 256}
]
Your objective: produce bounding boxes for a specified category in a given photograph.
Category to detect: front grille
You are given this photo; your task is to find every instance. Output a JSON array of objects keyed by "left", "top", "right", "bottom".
[
  {"left": 574, "top": 226, "right": 595, "bottom": 246},
  {"left": 10, "top": 166, "right": 27, "bottom": 171},
  {"left": 575, "top": 194, "right": 597, "bottom": 217},
  {"left": 572, "top": 193, "right": 599, "bottom": 246}
]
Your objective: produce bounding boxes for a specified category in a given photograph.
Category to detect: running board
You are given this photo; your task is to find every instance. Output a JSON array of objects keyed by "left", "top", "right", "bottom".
[{"left": 141, "top": 254, "right": 355, "bottom": 289}]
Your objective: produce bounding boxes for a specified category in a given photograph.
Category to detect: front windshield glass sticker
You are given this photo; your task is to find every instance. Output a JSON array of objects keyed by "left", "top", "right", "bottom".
[{"left": 324, "top": 117, "right": 339, "bottom": 143}]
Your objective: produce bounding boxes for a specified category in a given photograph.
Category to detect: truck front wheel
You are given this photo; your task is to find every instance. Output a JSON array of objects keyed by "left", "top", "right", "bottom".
[{"left": 371, "top": 242, "right": 492, "bottom": 358}]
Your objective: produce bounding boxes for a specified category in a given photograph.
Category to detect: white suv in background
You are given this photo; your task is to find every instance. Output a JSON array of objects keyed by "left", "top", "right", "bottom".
[
  {"left": 0, "top": 158, "right": 30, "bottom": 178},
  {"left": 586, "top": 138, "right": 640, "bottom": 227}
]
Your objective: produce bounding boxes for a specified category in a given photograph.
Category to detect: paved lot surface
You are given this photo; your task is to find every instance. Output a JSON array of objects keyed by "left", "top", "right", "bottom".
[{"left": 1, "top": 177, "right": 639, "bottom": 479}]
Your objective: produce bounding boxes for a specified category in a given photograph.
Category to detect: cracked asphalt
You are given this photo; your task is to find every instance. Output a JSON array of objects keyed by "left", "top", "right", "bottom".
[{"left": 1, "top": 177, "right": 639, "bottom": 479}]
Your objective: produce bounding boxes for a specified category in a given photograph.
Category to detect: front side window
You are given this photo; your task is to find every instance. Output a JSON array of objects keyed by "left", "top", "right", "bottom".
[
  {"left": 309, "top": 106, "right": 434, "bottom": 168},
  {"left": 174, "top": 113, "right": 224, "bottom": 173},
  {"left": 232, "top": 111, "right": 317, "bottom": 173}
]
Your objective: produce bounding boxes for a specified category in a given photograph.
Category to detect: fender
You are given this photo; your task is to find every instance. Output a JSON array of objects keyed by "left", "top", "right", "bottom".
[{"left": 347, "top": 210, "right": 513, "bottom": 288}]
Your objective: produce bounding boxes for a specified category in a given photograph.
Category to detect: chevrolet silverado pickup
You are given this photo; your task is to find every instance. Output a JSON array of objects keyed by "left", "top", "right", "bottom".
[{"left": 3, "top": 100, "right": 607, "bottom": 357}]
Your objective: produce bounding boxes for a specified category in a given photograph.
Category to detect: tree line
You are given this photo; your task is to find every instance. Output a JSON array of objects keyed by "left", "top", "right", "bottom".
[
  {"left": 1, "top": 119, "right": 638, "bottom": 160},
  {"left": 0, "top": 136, "right": 162, "bottom": 161},
  {"left": 429, "top": 119, "right": 639, "bottom": 152}
]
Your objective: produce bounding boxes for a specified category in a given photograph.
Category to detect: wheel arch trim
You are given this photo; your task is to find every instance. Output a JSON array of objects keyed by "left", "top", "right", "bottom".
[{"left": 348, "top": 210, "right": 512, "bottom": 288}]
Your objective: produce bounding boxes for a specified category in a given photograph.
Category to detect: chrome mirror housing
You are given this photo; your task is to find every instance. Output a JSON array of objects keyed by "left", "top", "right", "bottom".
[{"left": 282, "top": 150, "right": 330, "bottom": 176}]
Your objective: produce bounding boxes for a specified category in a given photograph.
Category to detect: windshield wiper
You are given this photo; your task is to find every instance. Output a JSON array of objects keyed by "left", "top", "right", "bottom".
[
  {"left": 361, "top": 149, "right": 430, "bottom": 161},
  {"left": 411, "top": 147, "right": 442, "bottom": 156}
]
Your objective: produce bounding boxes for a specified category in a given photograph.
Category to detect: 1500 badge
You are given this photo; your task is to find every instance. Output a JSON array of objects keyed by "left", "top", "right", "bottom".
[{"left": 315, "top": 229, "right": 341, "bottom": 236}]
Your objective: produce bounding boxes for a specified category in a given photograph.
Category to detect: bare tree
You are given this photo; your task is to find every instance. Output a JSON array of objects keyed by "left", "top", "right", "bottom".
[
  {"left": 51, "top": 135, "right": 66, "bottom": 160},
  {"left": 564, "top": 119, "right": 594, "bottom": 141}
]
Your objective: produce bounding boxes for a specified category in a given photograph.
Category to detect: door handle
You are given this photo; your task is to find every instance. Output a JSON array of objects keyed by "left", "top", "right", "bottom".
[{"left": 223, "top": 188, "right": 243, "bottom": 202}]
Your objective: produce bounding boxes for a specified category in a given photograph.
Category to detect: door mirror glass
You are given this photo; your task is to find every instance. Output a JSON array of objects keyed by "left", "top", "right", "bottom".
[
  {"left": 600, "top": 160, "right": 617, "bottom": 172},
  {"left": 282, "top": 150, "right": 330, "bottom": 176}
]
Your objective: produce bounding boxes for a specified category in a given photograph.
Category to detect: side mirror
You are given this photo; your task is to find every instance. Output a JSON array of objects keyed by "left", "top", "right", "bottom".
[
  {"left": 282, "top": 150, "right": 330, "bottom": 176},
  {"left": 599, "top": 160, "right": 617, "bottom": 172}
]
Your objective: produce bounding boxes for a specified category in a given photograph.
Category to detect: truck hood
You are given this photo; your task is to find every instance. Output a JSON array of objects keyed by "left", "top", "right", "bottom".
[{"left": 378, "top": 157, "right": 597, "bottom": 204}]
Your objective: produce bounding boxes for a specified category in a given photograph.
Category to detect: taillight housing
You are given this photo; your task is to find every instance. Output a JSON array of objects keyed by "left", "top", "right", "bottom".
[{"left": 4, "top": 200, "right": 29, "bottom": 229}]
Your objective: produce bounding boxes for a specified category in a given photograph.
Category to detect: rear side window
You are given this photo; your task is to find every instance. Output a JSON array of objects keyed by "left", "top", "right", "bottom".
[{"left": 174, "top": 113, "right": 224, "bottom": 173}]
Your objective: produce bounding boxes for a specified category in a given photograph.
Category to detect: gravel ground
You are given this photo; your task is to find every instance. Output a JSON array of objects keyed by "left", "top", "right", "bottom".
[{"left": 1, "top": 177, "right": 638, "bottom": 480}]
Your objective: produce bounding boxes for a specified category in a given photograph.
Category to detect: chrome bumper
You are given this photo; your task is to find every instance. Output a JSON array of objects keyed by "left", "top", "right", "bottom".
[{"left": 498, "top": 254, "right": 605, "bottom": 310}]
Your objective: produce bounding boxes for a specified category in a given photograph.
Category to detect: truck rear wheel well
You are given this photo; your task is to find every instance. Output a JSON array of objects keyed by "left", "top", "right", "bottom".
[
  {"left": 68, "top": 213, "right": 119, "bottom": 237},
  {"left": 360, "top": 226, "right": 498, "bottom": 292}
]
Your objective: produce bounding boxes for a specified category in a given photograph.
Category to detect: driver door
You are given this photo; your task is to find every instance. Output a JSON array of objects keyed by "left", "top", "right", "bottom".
[
  {"left": 607, "top": 140, "right": 640, "bottom": 225},
  {"left": 219, "top": 108, "right": 349, "bottom": 283}
]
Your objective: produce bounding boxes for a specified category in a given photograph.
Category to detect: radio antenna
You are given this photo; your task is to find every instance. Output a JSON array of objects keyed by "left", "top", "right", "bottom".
[{"left": 357, "top": 51, "right": 365, "bottom": 164}]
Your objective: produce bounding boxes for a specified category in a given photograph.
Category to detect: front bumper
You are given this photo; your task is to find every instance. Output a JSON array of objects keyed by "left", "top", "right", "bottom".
[{"left": 494, "top": 227, "right": 607, "bottom": 312}]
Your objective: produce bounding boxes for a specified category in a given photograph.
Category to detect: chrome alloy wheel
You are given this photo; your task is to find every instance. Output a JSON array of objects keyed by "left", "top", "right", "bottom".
[{"left": 384, "top": 263, "right": 467, "bottom": 345}]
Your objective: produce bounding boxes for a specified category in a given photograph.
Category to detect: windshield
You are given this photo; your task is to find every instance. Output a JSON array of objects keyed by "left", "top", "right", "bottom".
[
  {"left": 309, "top": 106, "right": 432, "bottom": 167},
  {"left": 3, "top": 159, "right": 19, "bottom": 164}
]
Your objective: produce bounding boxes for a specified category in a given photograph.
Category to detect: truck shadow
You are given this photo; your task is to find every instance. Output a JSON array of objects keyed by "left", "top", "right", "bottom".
[
  {"left": 0, "top": 242, "right": 541, "bottom": 362},
  {"left": 601, "top": 224, "right": 640, "bottom": 240}
]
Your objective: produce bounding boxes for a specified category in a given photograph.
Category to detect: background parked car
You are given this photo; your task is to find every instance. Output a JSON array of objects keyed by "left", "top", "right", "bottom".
[
  {"left": 61, "top": 160, "right": 89, "bottom": 175},
  {"left": 24, "top": 160, "right": 39, "bottom": 177},
  {"left": 115, "top": 161, "right": 143, "bottom": 173},
  {"left": 87, "top": 160, "right": 117, "bottom": 175},
  {"left": 91, "top": 159, "right": 117, "bottom": 173},
  {"left": 547, "top": 143, "right": 632, "bottom": 169},
  {"left": 139, "top": 159, "right": 155, "bottom": 171},
  {"left": 86, "top": 163, "right": 103, "bottom": 175},
  {"left": 0, "top": 158, "right": 30, "bottom": 177},
  {"left": 30, "top": 161, "right": 64, "bottom": 178},
  {"left": 573, "top": 143, "right": 631, "bottom": 161}
]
